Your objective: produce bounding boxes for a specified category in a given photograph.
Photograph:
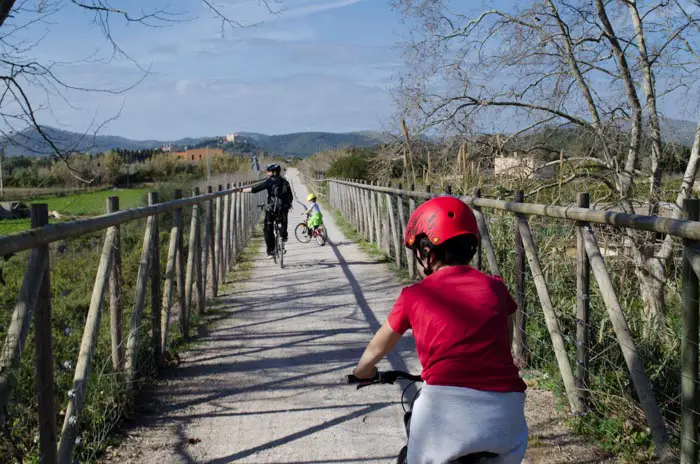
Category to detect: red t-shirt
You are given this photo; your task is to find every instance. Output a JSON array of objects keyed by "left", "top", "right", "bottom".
[{"left": 387, "top": 265, "right": 526, "bottom": 393}]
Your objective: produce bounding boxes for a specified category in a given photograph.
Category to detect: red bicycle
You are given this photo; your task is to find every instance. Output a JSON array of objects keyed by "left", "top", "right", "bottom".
[{"left": 294, "top": 213, "right": 328, "bottom": 246}]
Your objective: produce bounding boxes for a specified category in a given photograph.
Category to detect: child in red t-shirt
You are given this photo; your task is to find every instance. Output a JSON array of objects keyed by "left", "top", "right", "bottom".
[{"left": 352, "top": 196, "right": 528, "bottom": 464}]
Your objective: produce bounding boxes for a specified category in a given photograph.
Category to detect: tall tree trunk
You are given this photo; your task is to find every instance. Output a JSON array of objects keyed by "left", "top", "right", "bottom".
[
  {"left": 636, "top": 257, "right": 667, "bottom": 339},
  {"left": 626, "top": 0, "right": 664, "bottom": 217}
]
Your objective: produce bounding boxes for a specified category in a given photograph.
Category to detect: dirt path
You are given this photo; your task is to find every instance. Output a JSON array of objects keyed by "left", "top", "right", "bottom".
[{"left": 103, "top": 169, "right": 615, "bottom": 463}]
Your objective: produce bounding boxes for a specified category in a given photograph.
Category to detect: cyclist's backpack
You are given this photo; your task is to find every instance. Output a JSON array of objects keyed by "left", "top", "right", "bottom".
[{"left": 271, "top": 177, "right": 293, "bottom": 212}]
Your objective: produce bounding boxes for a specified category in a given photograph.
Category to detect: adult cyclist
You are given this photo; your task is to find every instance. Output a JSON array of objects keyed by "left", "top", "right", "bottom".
[
  {"left": 351, "top": 196, "right": 528, "bottom": 463},
  {"left": 242, "top": 164, "right": 293, "bottom": 258}
]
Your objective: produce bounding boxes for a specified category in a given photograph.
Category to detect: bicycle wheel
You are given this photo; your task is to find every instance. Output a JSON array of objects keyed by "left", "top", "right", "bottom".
[
  {"left": 272, "top": 228, "right": 278, "bottom": 264},
  {"left": 315, "top": 225, "right": 328, "bottom": 246},
  {"left": 277, "top": 232, "right": 284, "bottom": 268},
  {"left": 295, "top": 223, "right": 312, "bottom": 243}
]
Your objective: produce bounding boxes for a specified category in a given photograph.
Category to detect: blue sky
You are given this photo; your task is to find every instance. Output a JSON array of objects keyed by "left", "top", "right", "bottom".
[{"left": 14, "top": 0, "right": 408, "bottom": 140}]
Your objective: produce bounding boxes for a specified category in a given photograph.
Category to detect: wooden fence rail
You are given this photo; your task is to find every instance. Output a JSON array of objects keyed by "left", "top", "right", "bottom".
[
  {"left": 0, "top": 179, "right": 265, "bottom": 464},
  {"left": 319, "top": 177, "right": 700, "bottom": 464}
]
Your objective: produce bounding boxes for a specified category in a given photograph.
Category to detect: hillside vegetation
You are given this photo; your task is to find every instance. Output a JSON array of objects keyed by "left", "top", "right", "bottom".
[{"left": 2, "top": 127, "right": 390, "bottom": 158}]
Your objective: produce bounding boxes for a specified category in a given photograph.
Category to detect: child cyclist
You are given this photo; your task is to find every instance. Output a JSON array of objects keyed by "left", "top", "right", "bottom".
[
  {"left": 303, "top": 193, "right": 323, "bottom": 234},
  {"left": 351, "top": 196, "right": 528, "bottom": 464}
]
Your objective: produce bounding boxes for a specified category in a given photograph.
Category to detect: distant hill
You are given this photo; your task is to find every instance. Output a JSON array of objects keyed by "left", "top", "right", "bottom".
[
  {"left": 2, "top": 126, "right": 392, "bottom": 158},
  {"left": 621, "top": 116, "right": 698, "bottom": 146},
  {"left": 236, "top": 131, "right": 392, "bottom": 156},
  {"left": 1, "top": 126, "right": 213, "bottom": 156}
]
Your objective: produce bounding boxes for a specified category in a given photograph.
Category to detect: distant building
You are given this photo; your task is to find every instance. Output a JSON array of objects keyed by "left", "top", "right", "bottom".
[
  {"left": 161, "top": 144, "right": 174, "bottom": 153},
  {"left": 225, "top": 133, "right": 237, "bottom": 143},
  {"left": 174, "top": 148, "right": 225, "bottom": 163},
  {"left": 493, "top": 153, "right": 554, "bottom": 180}
]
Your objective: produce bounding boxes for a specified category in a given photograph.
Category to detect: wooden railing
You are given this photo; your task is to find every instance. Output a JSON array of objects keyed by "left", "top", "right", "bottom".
[
  {"left": 324, "top": 178, "right": 700, "bottom": 464},
  {"left": 0, "top": 181, "right": 265, "bottom": 464}
]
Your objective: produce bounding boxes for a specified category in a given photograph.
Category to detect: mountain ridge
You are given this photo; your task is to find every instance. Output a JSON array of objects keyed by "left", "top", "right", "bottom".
[{"left": 1, "top": 127, "right": 392, "bottom": 158}]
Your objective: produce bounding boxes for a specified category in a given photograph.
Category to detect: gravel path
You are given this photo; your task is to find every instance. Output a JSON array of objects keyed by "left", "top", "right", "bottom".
[{"left": 102, "top": 169, "right": 615, "bottom": 464}]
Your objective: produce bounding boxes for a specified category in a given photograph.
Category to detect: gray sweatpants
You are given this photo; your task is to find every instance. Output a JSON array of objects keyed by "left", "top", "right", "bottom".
[{"left": 407, "top": 384, "right": 528, "bottom": 464}]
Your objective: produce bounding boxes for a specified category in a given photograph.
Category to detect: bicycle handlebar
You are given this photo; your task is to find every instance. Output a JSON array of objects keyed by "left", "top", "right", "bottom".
[{"left": 347, "top": 370, "right": 422, "bottom": 390}]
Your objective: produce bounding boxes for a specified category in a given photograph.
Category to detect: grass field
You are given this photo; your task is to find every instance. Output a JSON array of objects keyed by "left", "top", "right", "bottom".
[
  {"left": 35, "top": 188, "right": 149, "bottom": 215},
  {"left": 0, "top": 188, "right": 149, "bottom": 236}
]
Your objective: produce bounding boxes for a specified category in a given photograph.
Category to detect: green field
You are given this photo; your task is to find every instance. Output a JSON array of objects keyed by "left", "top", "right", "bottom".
[
  {"left": 0, "top": 188, "right": 149, "bottom": 236},
  {"left": 35, "top": 188, "right": 149, "bottom": 215}
]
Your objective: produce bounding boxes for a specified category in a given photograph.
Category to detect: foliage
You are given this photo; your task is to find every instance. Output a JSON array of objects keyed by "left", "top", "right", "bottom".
[
  {"left": 325, "top": 151, "right": 375, "bottom": 180},
  {"left": 102, "top": 152, "right": 124, "bottom": 186}
]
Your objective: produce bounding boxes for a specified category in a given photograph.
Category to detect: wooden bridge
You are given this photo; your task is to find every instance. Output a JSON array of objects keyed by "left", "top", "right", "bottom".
[{"left": 0, "top": 168, "right": 699, "bottom": 463}]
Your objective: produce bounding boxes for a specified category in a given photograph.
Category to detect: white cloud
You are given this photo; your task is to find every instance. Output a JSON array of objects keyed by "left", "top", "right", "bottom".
[{"left": 176, "top": 79, "right": 191, "bottom": 95}]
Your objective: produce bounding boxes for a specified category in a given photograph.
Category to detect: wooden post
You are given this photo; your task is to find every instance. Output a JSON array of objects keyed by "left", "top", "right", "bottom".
[
  {"left": 513, "top": 190, "right": 528, "bottom": 368},
  {"left": 240, "top": 183, "right": 247, "bottom": 253},
  {"left": 351, "top": 183, "right": 360, "bottom": 233},
  {"left": 204, "top": 185, "right": 215, "bottom": 299},
  {"left": 215, "top": 185, "right": 223, "bottom": 289},
  {"left": 347, "top": 181, "right": 355, "bottom": 228},
  {"left": 681, "top": 199, "right": 700, "bottom": 464},
  {"left": 348, "top": 182, "right": 353, "bottom": 222},
  {"left": 0, "top": 236, "right": 48, "bottom": 428},
  {"left": 362, "top": 183, "right": 371, "bottom": 240},
  {"left": 365, "top": 183, "right": 375, "bottom": 243},
  {"left": 57, "top": 226, "right": 116, "bottom": 464},
  {"left": 32, "top": 204, "right": 56, "bottom": 464},
  {"left": 211, "top": 185, "right": 219, "bottom": 296},
  {"left": 446, "top": 185, "right": 452, "bottom": 195},
  {"left": 240, "top": 186, "right": 247, "bottom": 246},
  {"left": 358, "top": 183, "right": 366, "bottom": 238},
  {"left": 148, "top": 193, "right": 163, "bottom": 369},
  {"left": 472, "top": 203, "right": 500, "bottom": 276},
  {"left": 125, "top": 212, "right": 156, "bottom": 379},
  {"left": 576, "top": 192, "right": 590, "bottom": 409},
  {"left": 223, "top": 183, "right": 231, "bottom": 274},
  {"left": 386, "top": 191, "right": 402, "bottom": 268},
  {"left": 352, "top": 182, "right": 360, "bottom": 230},
  {"left": 518, "top": 218, "right": 582, "bottom": 414},
  {"left": 174, "top": 190, "right": 187, "bottom": 339},
  {"left": 582, "top": 226, "right": 670, "bottom": 460},
  {"left": 184, "top": 189, "right": 200, "bottom": 338},
  {"left": 397, "top": 184, "right": 410, "bottom": 272},
  {"left": 408, "top": 185, "right": 417, "bottom": 279},
  {"left": 380, "top": 189, "right": 392, "bottom": 256},
  {"left": 235, "top": 184, "right": 242, "bottom": 255},
  {"left": 472, "top": 188, "right": 483, "bottom": 271},
  {"left": 193, "top": 188, "right": 204, "bottom": 316},
  {"left": 160, "top": 197, "right": 180, "bottom": 353},
  {"left": 107, "top": 197, "right": 124, "bottom": 373},
  {"left": 231, "top": 184, "right": 238, "bottom": 263}
]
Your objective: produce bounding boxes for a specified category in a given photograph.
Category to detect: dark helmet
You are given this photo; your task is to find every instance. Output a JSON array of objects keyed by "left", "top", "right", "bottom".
[{"left": 266, "top": 163, "right": 281, "bottom": 174}]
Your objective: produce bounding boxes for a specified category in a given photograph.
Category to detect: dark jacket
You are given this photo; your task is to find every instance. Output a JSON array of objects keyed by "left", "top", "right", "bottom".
[{"left": 251, "top": 175, "right": 293, "bottom": 210}]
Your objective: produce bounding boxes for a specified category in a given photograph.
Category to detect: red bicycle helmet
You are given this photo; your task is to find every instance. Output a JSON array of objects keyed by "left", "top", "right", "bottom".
[{"left": 405, "top": 196, "right": 479, "bottom": 250}]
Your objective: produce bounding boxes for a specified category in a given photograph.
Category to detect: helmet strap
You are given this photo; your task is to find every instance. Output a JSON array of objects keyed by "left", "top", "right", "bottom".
[{"left": 414, "top": 249, "right": 434, "bottom": 277}]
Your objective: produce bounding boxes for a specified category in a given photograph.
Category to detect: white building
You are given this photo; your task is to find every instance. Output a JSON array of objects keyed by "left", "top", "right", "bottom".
[
  {"left": 494, "top": 153, "right": 555, "bottom": 180},
  {"left": 225, "top": 133, "right": 236, "bottom": 143}
]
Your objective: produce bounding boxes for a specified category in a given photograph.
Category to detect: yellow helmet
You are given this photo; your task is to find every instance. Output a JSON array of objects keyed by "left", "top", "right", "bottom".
[{"left": 307, "top": 193, "right": 317, "bottom": 202}]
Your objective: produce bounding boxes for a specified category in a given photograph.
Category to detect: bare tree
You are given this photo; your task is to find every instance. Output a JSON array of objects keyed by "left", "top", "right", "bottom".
[
  {"left": 396, "top": 0, "right": 700, "bottom": 336},
  {"left": 0, "top": 0, "right": 281, "bottom": 182}
]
